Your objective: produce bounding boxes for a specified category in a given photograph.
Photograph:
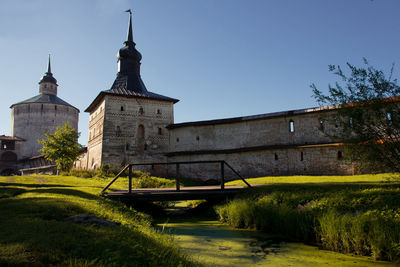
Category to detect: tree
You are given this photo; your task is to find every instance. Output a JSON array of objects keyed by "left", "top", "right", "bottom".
[
  {"left": 39, "top": 121, "right": 82, "bottom": 172},
  {"left": 311, "top": 59, "right": 400, "bottom": 172}
]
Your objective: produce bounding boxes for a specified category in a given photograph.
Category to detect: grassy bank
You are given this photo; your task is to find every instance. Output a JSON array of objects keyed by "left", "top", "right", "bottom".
[
  {"left": 217, "top": 174, "right": 400, "bottom": 262},
  {"left": 0, "top": 175, "right": 197, "bottom": 266}
]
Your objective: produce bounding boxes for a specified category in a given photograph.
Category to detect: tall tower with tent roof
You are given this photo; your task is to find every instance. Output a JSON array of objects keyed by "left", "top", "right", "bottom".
[
  {"left": 10, "top": 56, "right": 79, "bottom": 159},
  {"left": 84, "top": 11, "right": 178, "bottom": 169}
]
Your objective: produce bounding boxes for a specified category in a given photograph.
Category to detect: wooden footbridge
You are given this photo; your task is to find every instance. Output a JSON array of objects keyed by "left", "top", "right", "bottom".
[{"left": 100, "top": 160, "right": 251, "bottom": 202}]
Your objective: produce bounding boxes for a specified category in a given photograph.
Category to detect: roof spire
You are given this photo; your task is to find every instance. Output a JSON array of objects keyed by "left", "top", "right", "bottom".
[
  {"left": 46, "top": 54, "right": 52, "bottom": 74},
  {"left": 125, "top": 9, "right": 134, "bottom": 44}
]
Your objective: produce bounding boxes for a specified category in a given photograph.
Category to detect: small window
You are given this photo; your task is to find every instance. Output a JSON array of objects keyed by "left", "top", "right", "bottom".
[
  {"left": 120, "top": 106, "right": 124, "bottom": 111},
  {"left": 139, "top": 107, "right": 144, "bottom": 115},
  {"left": 126, "top": 143, "right": 130, "bottom": 150},
  {"left": 300, "top": 151, "right": 304, "bottom": 161},
  {"left": 116, "top": 126, "right": 121, "bottom": 136},
  {"left": 54, "top": 105, "right": 57, "bottom": 110},
  {"left": 41, "top": 104, "right": 44, "bottom": 110},
  {"left": 387, "top": 112, "right": 392, "bottom": 125},
  {"left": 337, "top": 151, "right": 343, "bottom": 160},
  {"left": 176, "top": 138, "right": 180, "bottom": 142},
  {"left": 157, "top": 109, "right": 161, "bottom": 115},
  {"left": 289, "top": 120, "right": 295, "bottom": 133},
  {"left": 349, "top": 117, "right": 353, "bottom": 127},
  {"left": 274, "top": 153, "right": 278, "bottom": 160},
  {"left": 196, "top": 136, "right": 200, "bottom": 141},
  {"left": 158, "top": 127, "right": 162, "bottom": 135},
  {"left": 144, "top": 144, "right": 148, "bottom": 151},
  {"left": 319, "top": 119, "right": 324, "bottom": 131}
]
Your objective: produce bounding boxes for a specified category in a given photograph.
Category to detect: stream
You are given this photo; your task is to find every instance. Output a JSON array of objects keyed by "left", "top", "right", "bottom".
[{"left": 154, "top": 209, "right": 395, "bottom": 266}]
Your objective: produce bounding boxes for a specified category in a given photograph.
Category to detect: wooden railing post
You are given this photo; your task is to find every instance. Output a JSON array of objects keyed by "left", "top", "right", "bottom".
[
  {"left": 221, "top": 161, "right": 225, "bottom": 190},
  {"left": 176, "top": 163, "right": 180, "bottom": 191},
  {"left": 128, "top": 165, "right": 132, "bottom": 193}
]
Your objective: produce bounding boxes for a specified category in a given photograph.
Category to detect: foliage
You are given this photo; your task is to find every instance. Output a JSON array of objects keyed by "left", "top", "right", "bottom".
[
  {"left": 0, "top": 175, "right": 198, "bottom": 266},
  {"left": 216, "top": 175, "right": 400, "bottom": 262},
  {"left": 311, "top": 59, "right": 400, "bottom": 172},
  {"left": 39, "top": 121, "right": 82, "bottom": 172}
]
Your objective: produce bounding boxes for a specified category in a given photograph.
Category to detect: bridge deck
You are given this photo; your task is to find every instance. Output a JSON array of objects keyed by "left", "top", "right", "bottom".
[{"left": 103, "top": 185, "right": 246, "bottom": 201}]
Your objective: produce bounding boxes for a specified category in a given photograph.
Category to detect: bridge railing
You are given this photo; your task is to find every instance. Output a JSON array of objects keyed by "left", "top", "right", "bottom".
[{"left": 100, "top": 160, "right": 251, "bottom": 195}]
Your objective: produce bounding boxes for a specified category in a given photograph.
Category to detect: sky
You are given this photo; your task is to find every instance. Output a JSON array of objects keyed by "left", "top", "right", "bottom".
[{"left": 1, "top": 0, "right": 400, "bottom": 144}]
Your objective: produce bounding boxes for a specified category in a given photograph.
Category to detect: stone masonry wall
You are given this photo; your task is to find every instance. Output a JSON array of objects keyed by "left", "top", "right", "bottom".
[
  {"left": 85, "top": 95, "right": 174, "bottom": 169},
  {"left": 12, "top": 103, "right": 79, "bottom": 159}
]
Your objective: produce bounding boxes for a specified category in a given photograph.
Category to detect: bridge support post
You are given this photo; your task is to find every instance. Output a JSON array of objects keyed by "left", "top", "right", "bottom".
[
  {"left": 176, "top": 163, "right": 180, "bottom": 191},
  {"left": 128, "top": 165, "right": 132, "bottom": 193},
  {"left": 221, "top": 161, "right": 225, "bottom": 190}
]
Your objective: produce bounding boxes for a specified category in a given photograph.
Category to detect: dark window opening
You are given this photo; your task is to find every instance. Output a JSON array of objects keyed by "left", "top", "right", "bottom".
[
  {"left": 139, "top": 107, "right": 144, "bottom": 115},
  {"left": 337, "top": 151, "right": 343, "bottom": 160},
  {"left": 158, "top": 127, "right": 162, "bottom": 135},
  {"left": 157, "top": 109, "right": 161, "bottom": 114},
  {"left": 274, "top": 153, "right": 278, "bottom": 160},
  {"left": 126, "top": 143, "right": 130, "bottom": 150},
  {"left": 41, "top": 104, "right": 44, "bottom": 110},
  {"left": 116, "top": 126, "right": 121, "bottom": 137},
  {"left": 144, "top": 144, "right": 148, "bottom": 150},
  {"left": 196, "top": 136, "right": 200, "bottom": 141},
  {"left": 1, "top": 141, "right": 15, "bottom": 151},
  {"left": 54, "top": 105, "right": 57, "bottom": 110},
  {"left": 176, "top": 138, "right": 180, "bottom": 142},
  {"left": 289, "top": 120, "right": 295, "bottom": 133},
  {"left": 301, "top": 151, "right": 304, "bottom": 161},
  {"left": 120, "top": 106, "right": 124, "bottom": 111}
]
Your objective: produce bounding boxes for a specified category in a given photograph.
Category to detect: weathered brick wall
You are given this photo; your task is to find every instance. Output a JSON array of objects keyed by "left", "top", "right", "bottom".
[{"left": 11, "top": 103, "right": 79, "bottom": 159}]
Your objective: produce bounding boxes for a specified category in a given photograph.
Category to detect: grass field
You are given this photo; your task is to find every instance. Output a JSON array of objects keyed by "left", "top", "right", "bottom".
[
  {"left": 0, "top": 175, "right": 198, "bottom": 266},
  {"left": 218, "top": 173, "right": 400, "bottom": 263}
]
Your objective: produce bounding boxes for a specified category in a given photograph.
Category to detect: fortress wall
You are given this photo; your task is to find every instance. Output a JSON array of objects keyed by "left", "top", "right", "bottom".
[
  {"left": 167, "top": 110, "right": 353, "bottom": 180},
  {"left": 167, "top": 146, "right": 352, "bottom": 181},
  {"left": 12, "top": 103, "right": 79, "bottom": 158},
  {"left": 169, "top": 111, "right": 334, "bottom": 152}
]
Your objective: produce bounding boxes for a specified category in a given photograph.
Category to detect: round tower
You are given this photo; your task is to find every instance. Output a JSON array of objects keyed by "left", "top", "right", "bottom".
[{"left": 10, "top": 56, "right": 80, "bottom": 158}]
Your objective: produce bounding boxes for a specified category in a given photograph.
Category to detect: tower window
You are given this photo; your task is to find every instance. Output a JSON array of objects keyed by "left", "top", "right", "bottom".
[
  {"left": 55, "top": 105, "right": 57, "bottom": 110},
  {"left": 41, "top": 104, "right": 44, "bottom": 110},
  {"left": 116, "top": 126, "right": 121, "bottom": 136},
  {"left": 139, "top": 107, "right": 144, "bottom": 115},
  {"left": 158, "top": 127, "right": 162, "bottom": 135},
  {"left": 337, "top": 151, "right": 343, "bottom": 160},
  {"left": 274, "top": 153, "right": 278, "bottom": 160},
  {"left": 157, "top": 109, "right": 161, "bottom": 115},
  {"left": 289, "top": 120, "right": 295, "bottom": 133},
  {"left": 120, "top": 106, "right": 124, "bottom": 111},
  {"left": 176, "top": 138, "right": 180, "bottom": 142},
  {"left": 126, "top": 143, "right": 130, "bottom": 150},
  {"left": 301, "top": 151, "right": 304, "bottom": 161},
  {"left": 196, "top": 136, "right": 200, "bottom": 141}
]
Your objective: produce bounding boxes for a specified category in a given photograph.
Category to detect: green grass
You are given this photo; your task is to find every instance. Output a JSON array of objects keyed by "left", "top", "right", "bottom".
[
  {"left": 217, "top": 173, "right": 400, "bottom": 263},
  {"left": 0, "top": 175, "right": 198, "bottom": 266},
  {"left": 226, "top": 173, "right": 398, "bottom": 186}
]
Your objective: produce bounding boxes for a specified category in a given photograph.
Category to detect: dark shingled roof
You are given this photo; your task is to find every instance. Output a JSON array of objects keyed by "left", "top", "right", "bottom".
[
  {"left": 0, "top": 135, "right": 24, "bottom": 141},
  {"left": 10, "top": 93, "right": 79, "bottom": 111}
]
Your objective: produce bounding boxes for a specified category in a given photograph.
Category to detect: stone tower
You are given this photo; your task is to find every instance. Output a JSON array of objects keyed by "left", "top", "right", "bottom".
[
  {"left": 84, "top": 12, "right": 178, "bottom": 169},
  {"left": 10, "top": 56, "right": 80, "bottom": 159}
]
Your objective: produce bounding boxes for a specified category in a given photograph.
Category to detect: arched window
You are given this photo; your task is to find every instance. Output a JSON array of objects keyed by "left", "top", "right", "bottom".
[
  {"left": 289, "top": 120, "right": 295, "bottom": 133},
  {"left": 138, "top": 125, "right": 144, "bottom": 139},
  {"left": 120, "top": 106, "right": 124, "bottom": 111}
]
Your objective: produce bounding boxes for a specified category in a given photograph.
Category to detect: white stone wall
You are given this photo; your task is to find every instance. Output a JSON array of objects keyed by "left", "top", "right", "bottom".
[{"left": 11, "top": 103, "right": 79, "bottom": 158}]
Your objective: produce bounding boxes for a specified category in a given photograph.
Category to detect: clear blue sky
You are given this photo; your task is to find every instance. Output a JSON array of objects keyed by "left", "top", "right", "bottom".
[{"left": 1, "top": 0, "right": 400, "bottom": 144}]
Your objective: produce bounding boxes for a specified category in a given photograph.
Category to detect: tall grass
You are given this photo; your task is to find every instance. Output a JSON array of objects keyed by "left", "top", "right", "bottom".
[{"left": 215, "top": 178, "right": 400, "bottom": 262}]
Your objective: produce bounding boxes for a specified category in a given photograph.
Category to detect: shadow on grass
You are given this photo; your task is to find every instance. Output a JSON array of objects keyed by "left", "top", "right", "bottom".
[
  {"left": 0, "top": 182, "right": 73, "bottom": 188},
  {"left": 0, "top": 195, "right": 194, "bottom": 266}
]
